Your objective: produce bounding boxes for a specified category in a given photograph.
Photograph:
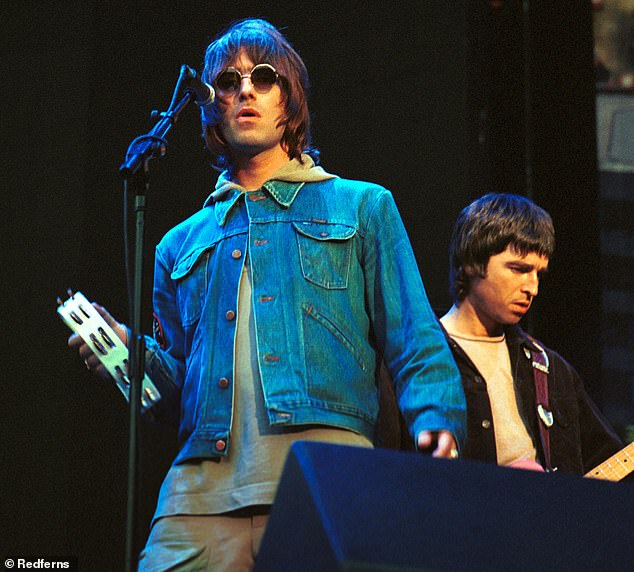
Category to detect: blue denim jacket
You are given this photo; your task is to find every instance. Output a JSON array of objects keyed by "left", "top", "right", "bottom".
[{"left": 144, "top": 174, "right": 466, "bottom": 463}]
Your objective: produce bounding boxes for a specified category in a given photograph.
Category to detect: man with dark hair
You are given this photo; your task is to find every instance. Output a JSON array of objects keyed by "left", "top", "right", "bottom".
[
  {"left": 71, "top": 18, "right": 465, "bottom": 569},
  {"left": 440, "top": 192, "right": 621, "bottom": 474}
]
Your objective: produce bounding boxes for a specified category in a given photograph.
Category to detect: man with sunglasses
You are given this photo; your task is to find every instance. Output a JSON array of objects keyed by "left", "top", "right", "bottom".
[{"left": 71, "top": 18, "right": 465, "bottom": 570}]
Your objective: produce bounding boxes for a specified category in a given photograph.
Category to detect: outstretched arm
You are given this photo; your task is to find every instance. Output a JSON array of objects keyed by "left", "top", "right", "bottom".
[{"left": 363, "top": 189, "right": 467, "bottom": 450}]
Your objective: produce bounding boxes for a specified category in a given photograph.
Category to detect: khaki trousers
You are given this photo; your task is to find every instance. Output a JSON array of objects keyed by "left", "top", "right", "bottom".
[{"left": 137, "top": 508, "right": 270, "bottom": 572}]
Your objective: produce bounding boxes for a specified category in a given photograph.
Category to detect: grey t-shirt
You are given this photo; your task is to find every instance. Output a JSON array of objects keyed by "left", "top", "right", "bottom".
[{"left": 154, "top": 200, "right": 372, "bottom": 520}]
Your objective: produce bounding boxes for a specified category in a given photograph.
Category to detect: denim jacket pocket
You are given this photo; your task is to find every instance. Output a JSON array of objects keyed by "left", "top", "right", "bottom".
[
  {"left": 170, "top": 245, "right": 215, "bottom": 327},
  {"left": 302, "top": 302, "right": 374, "bottom": 418},
  {"left": 293, "top": 221, "right": 356, "bottom": 289},
  {"left": 303, "top": 302, "right": 368, "bottom": 373}
]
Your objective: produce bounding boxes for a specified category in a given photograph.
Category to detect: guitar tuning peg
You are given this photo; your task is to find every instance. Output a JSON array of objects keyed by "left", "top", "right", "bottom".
[
  {"left": 56, "top": 296, "right": 63, "bottom": 306},
  {"left": 67, "top": 288, "right": 75, "bottom": 298}
]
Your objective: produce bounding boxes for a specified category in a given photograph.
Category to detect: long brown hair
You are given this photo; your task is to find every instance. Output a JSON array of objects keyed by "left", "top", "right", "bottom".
[{"left": 201, "top": 18, "right": 318, "bottom": 171}]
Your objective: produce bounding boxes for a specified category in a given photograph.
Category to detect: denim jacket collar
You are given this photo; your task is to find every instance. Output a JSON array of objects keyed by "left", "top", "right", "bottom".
[
  {"left": 203, "top": 155, "right": 336, "bottom": 226},
  {"left": 208, "top": 188, "right": 244, "bottom": 227},
  {"left": 262, "top": 180, "right": 305, "bottom": 207},
  {"left": 205, "top": 181, "right": 306, "bottom": 226}
]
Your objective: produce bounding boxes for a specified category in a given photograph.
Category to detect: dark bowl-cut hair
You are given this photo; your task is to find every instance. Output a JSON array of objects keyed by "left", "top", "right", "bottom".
[
  {"left": 449, "top": 193, "right": 555, "bottom": 303},
  {"left": 201, "top": 18, "right": 318, "bottom": 171}
]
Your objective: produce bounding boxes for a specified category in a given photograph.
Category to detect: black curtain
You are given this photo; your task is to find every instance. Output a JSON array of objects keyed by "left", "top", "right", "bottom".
[{"left": 3, "top": 1, "right": 612, "bottom": 568}]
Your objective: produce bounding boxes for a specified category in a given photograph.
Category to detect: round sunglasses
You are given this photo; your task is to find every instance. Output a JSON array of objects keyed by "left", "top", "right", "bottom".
[{"left": 214, "top": 63, "right": 280, "bottom": 95}]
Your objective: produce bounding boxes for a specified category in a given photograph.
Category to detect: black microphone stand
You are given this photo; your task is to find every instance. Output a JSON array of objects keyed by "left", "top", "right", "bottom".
[{"left": 119, "top": 67, "right": 195, "bottom": 572}]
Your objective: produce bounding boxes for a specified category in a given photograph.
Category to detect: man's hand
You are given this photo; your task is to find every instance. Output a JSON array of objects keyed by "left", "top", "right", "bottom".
[
  {"left": 416, "top": 430, "right": 459, "bottom": 459},
  {"left": 68, "top": 303, "right": 128, "bottom": 382}
]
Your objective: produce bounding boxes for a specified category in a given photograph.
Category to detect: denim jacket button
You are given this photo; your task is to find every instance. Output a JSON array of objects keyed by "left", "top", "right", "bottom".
[
  {"left": 481, "top": 419, "right": 492, "bottom": 429},
  {"left": 215, "top": 440, "right": 227, "bottom": 451},
  {"left": 218, "top": 377, "right": 230, "bottom": 389},
  {"left": 225, "top": 310, "right": 236, "bottom": 321},
  {"left": 231, "top": 249, "right": 242, "bottom": 259}
]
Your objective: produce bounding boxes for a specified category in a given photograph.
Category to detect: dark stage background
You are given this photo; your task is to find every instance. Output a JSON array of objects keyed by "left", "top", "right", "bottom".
[{"left": 4, "top": 1, "right": 626, "bottom": 569}]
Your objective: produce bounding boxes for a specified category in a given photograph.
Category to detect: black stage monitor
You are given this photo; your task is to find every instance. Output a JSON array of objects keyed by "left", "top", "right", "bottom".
[{"left": 255, "top": 441, "right": 634, "bottom": 571}]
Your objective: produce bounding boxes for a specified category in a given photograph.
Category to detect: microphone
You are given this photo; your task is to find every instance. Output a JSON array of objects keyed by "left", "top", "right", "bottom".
[{"left": 180, "top": 65, "right": 215, "bottom": 123}]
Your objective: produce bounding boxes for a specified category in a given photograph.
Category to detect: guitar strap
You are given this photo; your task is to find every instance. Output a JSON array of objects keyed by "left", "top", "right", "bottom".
[{"left": 526, "top": 341, "right": 554, "bottom": 471}]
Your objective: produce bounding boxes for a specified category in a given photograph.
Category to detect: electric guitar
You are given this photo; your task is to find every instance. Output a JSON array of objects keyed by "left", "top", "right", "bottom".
[{"left": 585, "top": 441, "right": 634, "bottom": 482}]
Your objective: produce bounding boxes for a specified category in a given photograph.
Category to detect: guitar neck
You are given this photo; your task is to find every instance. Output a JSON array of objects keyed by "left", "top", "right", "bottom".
[{"left": 585, "top": 441, "right": 634, "bottom": 482}]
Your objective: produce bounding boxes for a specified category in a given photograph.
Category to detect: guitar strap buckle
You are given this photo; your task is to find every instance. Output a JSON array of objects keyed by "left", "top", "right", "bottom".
[
  {"left": 537, "top": 403, "right": 554, "bottom": 428},
  {"left": 526, "top": 338, "right": 554, "bottom": 471}
]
